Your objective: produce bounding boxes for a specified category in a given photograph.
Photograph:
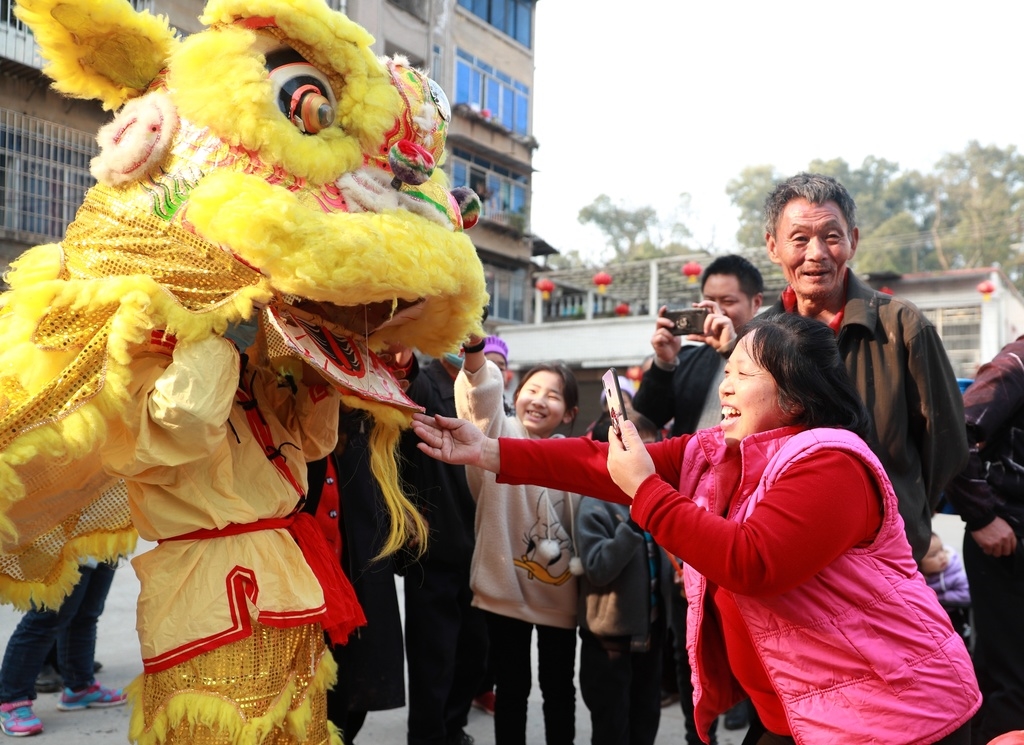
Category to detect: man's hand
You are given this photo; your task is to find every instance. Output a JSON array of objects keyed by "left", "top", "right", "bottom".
[
  {"left": 696, "top": 300, "right": 738, "bottom": 353},
  {"left": 606, "top": 420, "right": 656, "bottom": 499},
  {"left": 379, "top": 344, "right": 414, "bottom": 391},
  {"left": 652, "top": 305, "right": 683, "bottom": 365},
  {"left": 971, "top": 516, "right": 1018, "bottom": 557},
  {"left": 410, "top": 412, "right": 500, "bottom": 472}
]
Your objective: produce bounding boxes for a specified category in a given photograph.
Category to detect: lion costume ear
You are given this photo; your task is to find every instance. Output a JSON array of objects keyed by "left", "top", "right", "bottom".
[{"left": 15, "top": 0, "right": 178, "bottom": 110}]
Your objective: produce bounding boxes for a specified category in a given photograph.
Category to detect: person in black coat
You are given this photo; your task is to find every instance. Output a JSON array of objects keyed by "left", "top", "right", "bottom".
[
  {"left": 306, "top": 408, "right": 405, "bottom": 742},
  {"left": 398, "top": 354, "right": 487, "bottom": 745}
]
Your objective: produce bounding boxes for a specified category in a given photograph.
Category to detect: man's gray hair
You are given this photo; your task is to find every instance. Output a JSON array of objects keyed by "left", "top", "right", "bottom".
[{"left": 763, "top": 173, "right": 857, "bottom": 238}]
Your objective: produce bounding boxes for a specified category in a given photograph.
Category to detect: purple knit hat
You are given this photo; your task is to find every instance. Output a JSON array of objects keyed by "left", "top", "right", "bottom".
[{"left": 482, "top": 336, "right": 509, "bottom": 362}]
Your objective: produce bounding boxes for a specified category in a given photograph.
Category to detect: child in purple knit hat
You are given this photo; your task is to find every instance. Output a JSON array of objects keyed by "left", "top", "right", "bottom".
[
  {"left": 920, "top": 531, "right": 971, "bottom": 607},
  {"left": 482, "top": 336, "right": 514, "bottom": 414},
  {"left": 482, "top": 336, "right": 508, "bottom": 364}
]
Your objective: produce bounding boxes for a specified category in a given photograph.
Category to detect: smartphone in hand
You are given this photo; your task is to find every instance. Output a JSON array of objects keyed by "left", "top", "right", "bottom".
[
  {"left": 602, "top": 368, "right": 629, "bottom": 439},
  {"left": 662, "top": 307, "right": 709, "bottom": 336}
]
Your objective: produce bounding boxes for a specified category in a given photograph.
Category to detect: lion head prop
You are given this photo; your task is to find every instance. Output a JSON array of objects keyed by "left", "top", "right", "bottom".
[{"left": 0, "top": 0, "right": 488, "bottom": 607}]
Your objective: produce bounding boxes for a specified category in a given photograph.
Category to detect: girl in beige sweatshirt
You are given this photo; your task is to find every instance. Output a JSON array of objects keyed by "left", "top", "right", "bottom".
[{"left": 455, "top": 341, "right": 582, "bottom": 745}]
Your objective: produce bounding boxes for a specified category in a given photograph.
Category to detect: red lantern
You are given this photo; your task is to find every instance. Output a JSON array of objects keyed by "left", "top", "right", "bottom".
[
  {"left": 977, "top": 279, "right": 996, "bottom": 301},
  {"left": 880, "top": 286, "right": 894, "bottom": 295},
  {"left": 626, "top": 366, "right": 643, "bottom": 382},
  {"left": 614, "top": 302, "right": 630, "bottom": 316},
  {"left": 682, "top": 261, "right": 702, "bottom": 284},
  {"left": 535, "top": 277, "right": 555, "bottom": 300},
  {"left": 593, "top": 271, "right": 613, "bottom": 294}
]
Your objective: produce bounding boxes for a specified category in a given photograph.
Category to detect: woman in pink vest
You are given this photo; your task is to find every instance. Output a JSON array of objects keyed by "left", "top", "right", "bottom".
[{"left": 411, "top": 313, "right": 979, "bottom": 745}]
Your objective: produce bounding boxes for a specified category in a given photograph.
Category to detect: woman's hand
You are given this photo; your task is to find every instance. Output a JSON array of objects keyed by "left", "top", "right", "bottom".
[
  {"left": 606, "top": 420, "right": 656, "bottom": 499},
  {"left": 411, "top": 412, "right": 501, "bottom": 472}
]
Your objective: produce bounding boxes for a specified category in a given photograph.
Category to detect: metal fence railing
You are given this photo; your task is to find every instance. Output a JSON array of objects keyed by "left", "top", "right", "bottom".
[{"left": 0, "top": 108, "right": 97, "bottom": 242}]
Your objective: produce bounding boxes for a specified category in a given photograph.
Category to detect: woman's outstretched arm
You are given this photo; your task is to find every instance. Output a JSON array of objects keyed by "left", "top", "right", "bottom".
[{"left": 410, "top": 412, "right": 501, "bottom": 472}]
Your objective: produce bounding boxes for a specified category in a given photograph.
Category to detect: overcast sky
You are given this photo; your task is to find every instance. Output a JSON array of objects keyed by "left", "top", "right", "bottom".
[{"left": 529, "top": 1, "right": 1023, "bottom": 263}]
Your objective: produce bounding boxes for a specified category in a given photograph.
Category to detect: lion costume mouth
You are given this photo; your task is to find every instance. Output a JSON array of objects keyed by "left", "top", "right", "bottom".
[{"left": 266, "top": 299, "right": 426, "bottom": 413}]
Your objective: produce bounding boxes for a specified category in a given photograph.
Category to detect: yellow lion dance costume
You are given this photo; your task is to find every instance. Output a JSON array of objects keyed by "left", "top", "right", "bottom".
[{"left": 0, "top": 0, "right": 487, "bottom": 741}]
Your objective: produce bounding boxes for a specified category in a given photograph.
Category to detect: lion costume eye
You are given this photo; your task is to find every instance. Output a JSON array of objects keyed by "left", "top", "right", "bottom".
[
  {"left": 265, "top": 47, "right": 337, "bottom": 134},
  {"left": 427, "top": 78, "right": 451, "bottom": 123}
]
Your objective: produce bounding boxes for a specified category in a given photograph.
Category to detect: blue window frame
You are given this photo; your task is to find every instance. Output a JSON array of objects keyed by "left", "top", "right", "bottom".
[
  {"left": 454, "top": 49, "right": 530, "bottom": 136},
  {"left": 484, "top": 264, "right": 526, "bottom": 322},
  {"left": 457, "top": 0, "right": 533, "bottom": 48}
]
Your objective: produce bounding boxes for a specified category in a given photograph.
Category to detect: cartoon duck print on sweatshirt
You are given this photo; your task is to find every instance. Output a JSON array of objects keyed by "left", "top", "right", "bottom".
[{"left": 513, "top": 492, "right": 577, "bottom": 586}]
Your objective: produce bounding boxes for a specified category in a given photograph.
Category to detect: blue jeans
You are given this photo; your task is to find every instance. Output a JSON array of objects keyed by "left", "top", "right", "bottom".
[{"left": 0, "top": 562, "right": 117, "bottom": 703}]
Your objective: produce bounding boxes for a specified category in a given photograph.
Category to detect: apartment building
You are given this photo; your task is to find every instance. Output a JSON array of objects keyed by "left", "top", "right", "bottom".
[{"left": 0, "top": 0, "right": 543, "bottom": 327}]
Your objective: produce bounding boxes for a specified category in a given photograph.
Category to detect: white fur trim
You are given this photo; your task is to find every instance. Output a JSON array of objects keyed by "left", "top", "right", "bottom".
[{"left": 335, "top": 168, "right": 400, "bottom": 213}]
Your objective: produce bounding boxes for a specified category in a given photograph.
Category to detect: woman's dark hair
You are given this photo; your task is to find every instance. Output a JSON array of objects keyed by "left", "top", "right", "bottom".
[
  {"left": 737, "top": 314, "right": 872, "bottom": 439},
  {"left": 513, "top": 361, "right": 580, "bottom": 426}
]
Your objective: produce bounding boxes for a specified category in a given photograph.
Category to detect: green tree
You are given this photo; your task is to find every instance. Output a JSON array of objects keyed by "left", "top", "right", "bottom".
[
  {"left": 543, "top": 246, "right": 592, "bottom": 270},
  {"left": 924, "top": 142, "right": 1024, "bottom": 273},
  {"left": 577, "top": 193, "right": 692, "bottom": 262},
  {"left": 725, "top": 165, "right": 780, "bottom": 248}
]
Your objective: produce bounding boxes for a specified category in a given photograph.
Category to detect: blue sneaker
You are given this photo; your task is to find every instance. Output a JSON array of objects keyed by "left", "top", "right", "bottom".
[
  {"left": 56, "top": 682, "right": 127, "bottom": 711},
  {"left": 0, "top": 700, "right": 43, "bottom": 736}
]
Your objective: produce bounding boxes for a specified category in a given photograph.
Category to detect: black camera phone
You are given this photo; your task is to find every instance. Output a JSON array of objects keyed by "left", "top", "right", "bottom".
[{"left": 662, "top": 307, "right": 709, "bottom": 336}]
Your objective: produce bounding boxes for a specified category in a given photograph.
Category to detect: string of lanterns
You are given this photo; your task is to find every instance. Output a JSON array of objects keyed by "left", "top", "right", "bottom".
[{"left": 534, "top": 260, "right": 706, "bottom": 308}]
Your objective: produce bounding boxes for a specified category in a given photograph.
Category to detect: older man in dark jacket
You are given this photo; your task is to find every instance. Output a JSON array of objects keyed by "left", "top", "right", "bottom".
[{"left": 762, "top": 173, "right": 967, "bottom": 564}]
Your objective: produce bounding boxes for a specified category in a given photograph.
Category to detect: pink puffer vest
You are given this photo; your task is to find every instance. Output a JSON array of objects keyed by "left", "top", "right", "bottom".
[{"left": 680, "top": 427, "right": 980, "bottom": 745}]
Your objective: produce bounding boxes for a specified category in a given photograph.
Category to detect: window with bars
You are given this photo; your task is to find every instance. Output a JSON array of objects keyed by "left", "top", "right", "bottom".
[
  {"left": 0, "top": 109, "right": 98, "bottom": 241},
  {"left": 484, "top": 264, "right": 526, "bottom": 322},
  {"left": 454, "top": 48, "right": 530, "bottom": 136},
  {"left": 449, "top": 147, "right": 529, "bottom": 232},
  {"left": 920, "top": 305, "right": 981, "bottom": 378}
]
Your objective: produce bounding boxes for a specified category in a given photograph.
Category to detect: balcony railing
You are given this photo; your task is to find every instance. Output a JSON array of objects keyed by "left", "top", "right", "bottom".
[
  {"left": 0, "top": 13, "right": 43, "bottom": 69},
  {"left": 539, "top": 290, "right": 639, "bottom": 322},
  {"left": 481, "top": 208, "right": 528, "bottom": 234}
]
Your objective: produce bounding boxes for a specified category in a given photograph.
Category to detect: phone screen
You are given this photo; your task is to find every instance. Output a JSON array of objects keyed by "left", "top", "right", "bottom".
[{"left": 601, "top": 368, "right": 628, "bottom": 438}]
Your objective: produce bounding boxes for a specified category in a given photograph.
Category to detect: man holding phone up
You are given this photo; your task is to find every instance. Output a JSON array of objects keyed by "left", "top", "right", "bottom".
[{"left": 632, "top": 254, "right": 764, "bottom": 438}]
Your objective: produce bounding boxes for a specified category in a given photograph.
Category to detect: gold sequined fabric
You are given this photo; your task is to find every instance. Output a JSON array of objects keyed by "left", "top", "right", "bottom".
[
  {"left": 0, "top": 458, "right": 132, "bottom": 589},
  {"left": 137, "top": 622, "right": 337, "bottom": 745},
  {"left": 62, "top": 186, "right": 265, "bottom": 309},
  {"left": 0, "top": 315, "right": 114, "bottom": 454}
]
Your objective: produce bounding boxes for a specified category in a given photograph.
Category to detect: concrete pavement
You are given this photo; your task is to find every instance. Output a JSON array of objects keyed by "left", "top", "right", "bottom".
[{"left": 1, "top": 513, "right": 966, "bottom": 743}]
